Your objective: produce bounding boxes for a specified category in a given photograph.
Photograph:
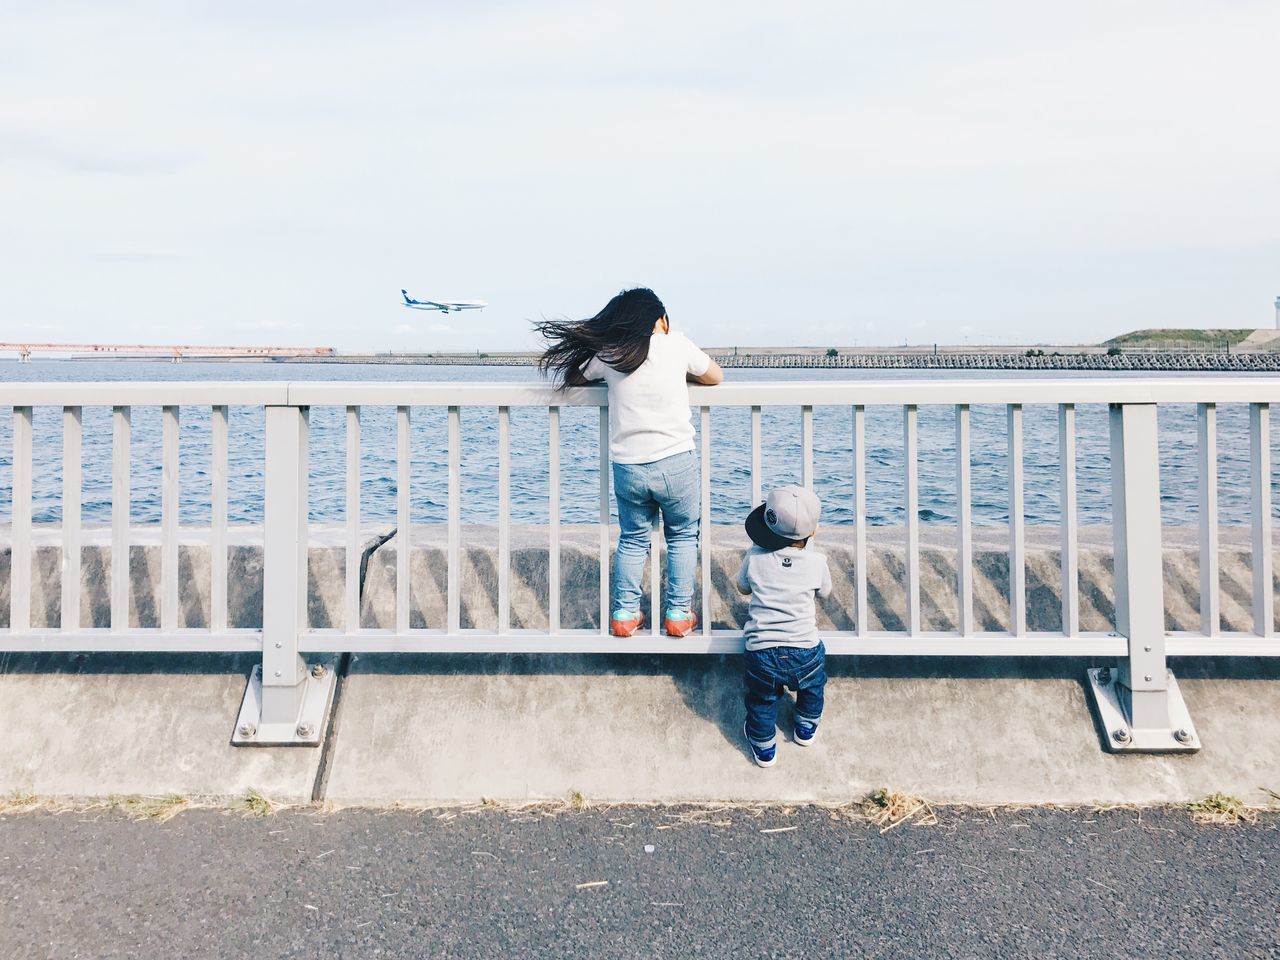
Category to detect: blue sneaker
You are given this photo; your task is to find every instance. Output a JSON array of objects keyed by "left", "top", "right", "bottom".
[
  {"left": 793, "top": 717, "right": 819, "bottom": 747},
  {"left": 744, "top": 722, "right": 777, "bottom": 768}
]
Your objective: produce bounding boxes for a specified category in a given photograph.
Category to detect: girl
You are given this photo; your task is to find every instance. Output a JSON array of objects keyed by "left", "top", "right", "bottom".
[{"left": 537, "top": 288, "right": 724, "bottom": 637}]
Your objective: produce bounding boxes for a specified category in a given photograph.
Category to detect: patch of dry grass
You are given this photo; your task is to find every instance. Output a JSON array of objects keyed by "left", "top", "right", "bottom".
[
  {"left": 0, "top": 792, "right": 42, "bottom": 815},
  {"left": 108, "top": 793, "right": 195, "bottom": 822},
  {"left": 9, "top": 790, "right": 1273, "bottom": 827},
  {"left": 236, "top": 789, "right": 290, "bottom": 817},
  {"left": 863, "top": 788, "right": 939, "bottom": 833},
  {"left": 1187, "top": 793, "right": 1258, "bottom": 826},
  {"left": 1, "top": 791, "right": 201, "bottom": 821}
]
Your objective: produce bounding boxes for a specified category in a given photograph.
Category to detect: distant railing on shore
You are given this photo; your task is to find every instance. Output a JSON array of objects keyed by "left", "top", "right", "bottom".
[{"left": 1, "top": 378, "right": 1276, "bottom": 750}]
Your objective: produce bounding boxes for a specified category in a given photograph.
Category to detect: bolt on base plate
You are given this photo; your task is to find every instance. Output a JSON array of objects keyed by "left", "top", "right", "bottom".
[
  {"left": 1086, "top": 667, "right": 1200, "bottom": 753},
  {"left": 232, "top": 659, "right": 338, "bottom": 747}
]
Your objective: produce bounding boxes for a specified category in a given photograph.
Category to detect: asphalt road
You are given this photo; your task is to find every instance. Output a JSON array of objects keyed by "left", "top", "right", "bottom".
[{"left": 1, "top": 805, "right": 1277, "bottom": 959}]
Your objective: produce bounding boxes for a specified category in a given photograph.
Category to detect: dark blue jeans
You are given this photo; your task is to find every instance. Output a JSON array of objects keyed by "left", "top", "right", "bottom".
[{"left": 743, "top": 642, "right": 827, "bottom": 747}]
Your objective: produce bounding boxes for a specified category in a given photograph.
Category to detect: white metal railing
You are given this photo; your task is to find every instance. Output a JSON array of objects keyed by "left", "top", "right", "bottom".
[{"left": 1, "top": 378, "right": 1277, "bottom": 749}]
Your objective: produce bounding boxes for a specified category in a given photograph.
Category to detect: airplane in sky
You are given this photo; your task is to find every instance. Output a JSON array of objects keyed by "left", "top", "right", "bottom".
[{"left": 401, "top": 289, "right": 488, "bottom": 313}]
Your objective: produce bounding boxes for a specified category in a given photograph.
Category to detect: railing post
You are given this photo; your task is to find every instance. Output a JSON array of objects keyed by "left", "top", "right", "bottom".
[
  {"left": 233, "top": 404, "right": 336, "bottom": 747},
  {"left": 1086, "top": 403, "right": 1198, "bottom": 752}
]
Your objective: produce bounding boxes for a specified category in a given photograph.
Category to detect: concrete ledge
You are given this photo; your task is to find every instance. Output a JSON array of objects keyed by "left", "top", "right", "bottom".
[
  {"left": 0, "top": 524, "right": 393, "bottom": 629},
  {"left": 361, "top": 524, "right": 1278, "bottom": 633},
  {"left": 323, "top": 654, "right": 1280, "bottom": 806},
  {"left": 0, "top": 654, "right": 320, "bottom": 800}
]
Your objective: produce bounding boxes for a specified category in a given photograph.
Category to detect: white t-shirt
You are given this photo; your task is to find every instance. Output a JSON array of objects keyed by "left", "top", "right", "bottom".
[{"left": 583, "top": 331, "right": 713, "bottom": 465}]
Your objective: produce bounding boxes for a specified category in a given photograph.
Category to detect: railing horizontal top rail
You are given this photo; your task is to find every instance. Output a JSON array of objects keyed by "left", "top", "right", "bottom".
[
  {"left": 3, "top": 376, "right": 1280, "bottom": 407},
  {"left": 0, "top": 383, "right": 292, "bottom": 405}
]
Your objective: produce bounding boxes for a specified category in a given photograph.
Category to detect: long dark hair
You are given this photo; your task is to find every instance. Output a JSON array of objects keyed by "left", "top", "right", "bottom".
[{"left": 536, "top": 288, "right": 667, "bottom": 386}]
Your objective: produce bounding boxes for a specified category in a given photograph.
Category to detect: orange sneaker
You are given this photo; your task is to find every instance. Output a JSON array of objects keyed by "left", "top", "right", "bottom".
[
  {"left": 664, "top": 609, "right": 698, "bottom": 637},
  {"left": 611, "top": 610, "right": 644, "bottom": 637}
]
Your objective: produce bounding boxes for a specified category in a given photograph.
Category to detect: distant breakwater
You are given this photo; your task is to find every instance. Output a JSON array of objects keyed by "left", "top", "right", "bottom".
[{"left": 289, "top": 352, "right": 1280, "bottom": 371}]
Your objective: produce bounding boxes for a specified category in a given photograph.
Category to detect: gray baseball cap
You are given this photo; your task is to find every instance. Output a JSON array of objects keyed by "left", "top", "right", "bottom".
[{"left": 744, "top": 485, "right": 822, "bottom": 551}]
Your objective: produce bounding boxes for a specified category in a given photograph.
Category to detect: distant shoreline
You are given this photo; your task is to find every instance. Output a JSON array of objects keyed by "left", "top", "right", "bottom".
[
  {"left": 298, "top": 349, "right": 1278, "bottom": 371},
  {"left": 18, "top": 346, "right": 1280, "bottom": 372}
]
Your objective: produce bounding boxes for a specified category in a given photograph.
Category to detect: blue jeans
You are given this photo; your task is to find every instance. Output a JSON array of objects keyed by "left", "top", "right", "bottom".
[
  {"left": 611, "top": 450, "right": 700, "bottom": 615},
  {"left": 744, "top": 642, "right": 827, "bottom": 747}
]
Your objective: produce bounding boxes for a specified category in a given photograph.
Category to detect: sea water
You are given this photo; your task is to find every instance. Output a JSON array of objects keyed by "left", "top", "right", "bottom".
[{"left": 0, "top": 360, "right": 1276, "bottom": 528}]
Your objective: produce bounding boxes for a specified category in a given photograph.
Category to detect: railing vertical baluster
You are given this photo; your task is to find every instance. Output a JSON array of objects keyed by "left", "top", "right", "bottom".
[
  {"left": 396, "top": 405, "right": 410, "bottom": 634},
  {"left": 599, "top": 407, "right": 610, "bottom": 636},
  {"left": 448, "top": 405, "right": 461, "bottom": 633},
  {"left": 110, "top": 406, "right": 130, "bottom": 632},
  {"left": 1059, "top": 403, "right": 1079, "bottom": 637},
  {"left": 1197, "top": 403, "right": 1219, "bottom": 637},
  {"left": 61, "top": 406, "right": 81, "bottom": 631},
  {"left": 801, "top": 405, "right": 813, "bottom": 489},
  {"left": 853, "top": 405, "right": 868, "bottom": 636},
  {"left": 903, "top": 404, "right": 919, "bottom": 635},
  {"left": 1250, "top": 402, "right": 1273, "bottom": 637},
  {"left": 161, "top": 405, "right": 180, "bottom": 632},
  {"left": 344, "top": 405, "right": 360, "bottom": 634},
  {"left": 498, "top": 406, "right": 511, "bottom": 634},
  {"left": 1007, "top": 403, "right": 1026, "bottom": 637},
  {"left": 548, "top": 406, "right": 560, "bottom": 634},
  {"left": 10, "top": 407, "right": 32, "bottom": 633},
  {"left": 211, "top": 405, "right": 229, "bottom": 634},
  {"left": 750, "top": 405, "right": 762, "bottom": 507},
  {"left": 955, "top": 404, "right": 973, "bottom": 636},
  {"left": 1087, "top": 401, "right": 1197, "bottom": 751},
  {"left": 256, "top": 404, "right": 311, "bottom": 740},
  {"left": 700, "top": 405, "right": 711, "bottom": 636}
]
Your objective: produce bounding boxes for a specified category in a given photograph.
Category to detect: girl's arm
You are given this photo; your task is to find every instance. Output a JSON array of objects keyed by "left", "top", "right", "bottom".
[
  {"left": 564, "top": 365, "right": 596, "bottom": 387},
  {"left": 566, "top": 354, "right": 606, "bottom": 387},
  {"left": 688, "top": 358, "right": 724, "bottom": 385}
]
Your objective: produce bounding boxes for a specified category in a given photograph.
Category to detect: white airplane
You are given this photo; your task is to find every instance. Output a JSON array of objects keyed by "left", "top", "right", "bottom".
[{"left": 401, "top": 289, "right": 487, "bottom": 313}]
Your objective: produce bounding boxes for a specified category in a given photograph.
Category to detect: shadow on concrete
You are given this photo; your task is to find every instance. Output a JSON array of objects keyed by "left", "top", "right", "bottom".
[
  {"left": 10, "top": 649, "right": 1275, "bottom": 682},
  {"left": 0, "top": 651, "right": 258, "bottom": 676},
  {"left": 326, "top": 652, "right": 1280, "bottom": 774}
]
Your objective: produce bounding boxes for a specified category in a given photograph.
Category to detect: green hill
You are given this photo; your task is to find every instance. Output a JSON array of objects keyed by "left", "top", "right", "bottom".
[{"left": 1105, "top": 328, "right": 1256, "bottom": 347}]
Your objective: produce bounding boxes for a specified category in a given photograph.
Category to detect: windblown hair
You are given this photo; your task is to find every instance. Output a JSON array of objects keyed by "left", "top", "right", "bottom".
[{"left": 536, "top": 288, "right": 667, "bottom": 387}]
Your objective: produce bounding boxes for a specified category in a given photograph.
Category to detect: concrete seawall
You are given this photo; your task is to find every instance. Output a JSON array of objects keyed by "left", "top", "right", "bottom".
[
  {"left": 3, "top": 523, "right": 1279, "bottom": 807},
  {"left": 4, "top": 523, "right": 1275, "bottom": 632}
]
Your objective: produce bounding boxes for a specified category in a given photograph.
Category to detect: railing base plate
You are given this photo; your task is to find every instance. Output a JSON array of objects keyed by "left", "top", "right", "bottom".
[
  {"left": 231, "top": 659, "right": 338, "bottom": 747},
  {"left": 1086, "top": 667, "right": 1200, "bottom": 753}
]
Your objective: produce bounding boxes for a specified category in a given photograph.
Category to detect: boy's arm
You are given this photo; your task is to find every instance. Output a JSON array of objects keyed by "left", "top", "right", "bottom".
[
  {"left": 816, "top": 557, "right": 833, "bottom": 599},
  {"left": 734, "top": 555, "right": 752, "bottom": 595}
]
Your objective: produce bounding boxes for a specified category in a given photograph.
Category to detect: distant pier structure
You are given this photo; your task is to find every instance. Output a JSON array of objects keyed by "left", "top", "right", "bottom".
[
  {"left": 1275, "top": 295, "right": 1279, "bottom": 329},
  {"left": 0, "top": 342, "right": 336, "bottom": 363}
]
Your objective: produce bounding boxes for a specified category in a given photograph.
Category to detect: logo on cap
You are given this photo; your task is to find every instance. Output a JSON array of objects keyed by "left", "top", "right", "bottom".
[{"left": 765, "top": 508, "right": 777, "bottom": 526}]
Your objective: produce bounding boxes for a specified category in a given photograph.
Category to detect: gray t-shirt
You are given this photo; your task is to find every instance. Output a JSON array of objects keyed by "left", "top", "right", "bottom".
[{"left": 735, "top": 545, "right": 833, "bottom": 651}]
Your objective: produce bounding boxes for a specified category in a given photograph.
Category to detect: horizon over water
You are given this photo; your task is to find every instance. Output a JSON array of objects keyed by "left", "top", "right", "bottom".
[{"left": 1, "top": 360, "right": 1277, "bottom": 529}]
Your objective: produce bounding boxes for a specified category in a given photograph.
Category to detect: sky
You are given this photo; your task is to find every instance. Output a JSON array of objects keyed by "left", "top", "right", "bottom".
[{"left": 3, "top": 0, "right": 1279, "bottom": 352}]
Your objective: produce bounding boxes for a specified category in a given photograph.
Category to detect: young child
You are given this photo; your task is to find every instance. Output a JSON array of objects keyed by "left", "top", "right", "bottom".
[
  {"left": 735, "top": 485, "right": 832, "bottom": 767},
  {"left": 537, "top": 288, "right": 724, "bottom": 637}
]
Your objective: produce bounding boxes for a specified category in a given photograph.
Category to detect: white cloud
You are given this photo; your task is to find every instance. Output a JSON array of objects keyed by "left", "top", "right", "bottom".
[{"left": 1, "top": 1, "right": 1278, "bottom": 349}]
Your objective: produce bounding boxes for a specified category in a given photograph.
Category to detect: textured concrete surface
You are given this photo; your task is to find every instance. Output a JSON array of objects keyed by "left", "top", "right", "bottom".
[
  {"left": 324, "top": 653, "right": 1280, "bottom": 806},
  {"left": 2, "top": 523, "right": 1278, "bottom": 805},
  {"left": 0, "top": 524, "right": 392, "bottom": 630},
  {"left": 4, "top": 522, "right": 1274, "bottom": 631},
  {"left": 4, "top": 806, "right": 1278, "bottom": 960},
  {"left": 0, "top": 653, "right": 320, "bottom": 800},
  {"left": 361, "top": 523, "right": 1277, "bottom": 632}
]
